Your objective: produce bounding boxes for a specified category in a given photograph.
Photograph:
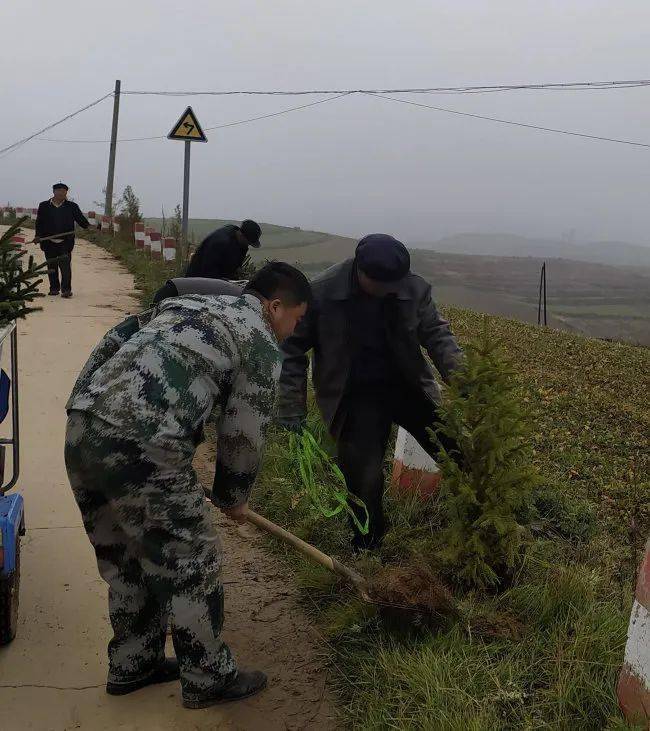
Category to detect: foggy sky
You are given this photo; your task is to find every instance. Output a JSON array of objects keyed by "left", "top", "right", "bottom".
[{"left": 2, "top": 0, "right": 650, "bottom": 247}]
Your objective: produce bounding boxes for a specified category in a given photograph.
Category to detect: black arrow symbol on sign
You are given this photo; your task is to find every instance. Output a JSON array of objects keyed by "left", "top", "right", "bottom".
[{"left": 184, "top": 122, "right": 195, "bottom": 135}]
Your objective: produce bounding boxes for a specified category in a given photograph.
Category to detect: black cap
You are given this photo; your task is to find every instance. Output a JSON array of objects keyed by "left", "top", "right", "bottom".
[
  {"left": 240, "top": 219, "right": 262, "bottom": 248},
  {"left": 52, "top": 182, "right": 69, "bottom": 191},
  {"left": 355, "top": 234, "right": 410, "bottom": 282}
]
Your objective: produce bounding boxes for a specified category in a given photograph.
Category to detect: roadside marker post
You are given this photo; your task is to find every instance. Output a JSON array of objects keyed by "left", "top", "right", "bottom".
[
  {"left": 163, "top": 237, "right": 176, "bottom": 261},
  {"left": 150, "top": 231, "right": 162, "bottom": 259},
  {"left": 167, "top": 106, "right": 207, "bottom": 264},
  {"left": 134, "top": 222, "right": 145, "bottom": 248}
]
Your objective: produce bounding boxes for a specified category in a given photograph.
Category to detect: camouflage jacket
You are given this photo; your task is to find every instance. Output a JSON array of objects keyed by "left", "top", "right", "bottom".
[{"left": 66, "top": 294, "right": 281, "bottom": 508}]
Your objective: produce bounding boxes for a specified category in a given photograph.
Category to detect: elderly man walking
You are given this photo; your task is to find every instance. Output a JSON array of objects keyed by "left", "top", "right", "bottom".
[{"left": 34, "top": 182, "right": 89, "bottom": 297}]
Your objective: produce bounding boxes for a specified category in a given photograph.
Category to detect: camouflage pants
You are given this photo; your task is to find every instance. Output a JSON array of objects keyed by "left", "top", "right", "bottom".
[{"left": 64, "top": 410, "right": 236, "bottom": 695}]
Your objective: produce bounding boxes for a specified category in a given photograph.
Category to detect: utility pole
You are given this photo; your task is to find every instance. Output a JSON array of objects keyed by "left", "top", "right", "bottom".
[
  {"left": 537, "top": 262, "right": 547, "bottom": 326},
  {"left": 181, "top": 140, "right": 191, "bottom": 262},
  {"left": 104, "top": 79, "right": 121, "bottom": 217}
]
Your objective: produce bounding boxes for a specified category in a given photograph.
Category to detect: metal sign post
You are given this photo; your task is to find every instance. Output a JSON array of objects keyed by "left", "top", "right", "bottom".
[
  {"left": 182, "top": 140, "right": 191, "bottom": 261},
  {"left": 167, "top": 106, "right": 207, "bottom": 267}
]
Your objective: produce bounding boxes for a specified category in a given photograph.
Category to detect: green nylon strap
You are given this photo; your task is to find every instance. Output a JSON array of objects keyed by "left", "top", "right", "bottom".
[{"left": 289, "top": 428, "right": 370, "bottom": 535}]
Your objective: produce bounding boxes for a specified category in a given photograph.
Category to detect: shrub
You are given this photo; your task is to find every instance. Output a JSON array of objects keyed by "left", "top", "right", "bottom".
[{"left": 432, "top": 319, "right": 540, "bottom": 587}]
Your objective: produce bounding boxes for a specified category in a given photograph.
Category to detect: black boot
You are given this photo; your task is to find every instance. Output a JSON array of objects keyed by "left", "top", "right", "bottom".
[
  {"left": 182, "top": 669, "right": 268, "bottom": 709},
  {"left": 106, "top": 658, "right": 180, "bottom": 696}
]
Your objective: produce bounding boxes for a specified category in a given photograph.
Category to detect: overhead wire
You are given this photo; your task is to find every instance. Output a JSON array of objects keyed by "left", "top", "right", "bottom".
[
  {"left": 363, "top": 92, "right": 650, "bottom": 148},
  {"left": 120, "top": 78, "right": 650, "bottom": 96},
  {"left": 2, "top": 78, "right": 650, "bottom": 156},
  {"left": 37, "top": 93, "right": 353, "bottom": 144},
  {"left": 0, "top": 93, "right": 114, "bottom": 159}
]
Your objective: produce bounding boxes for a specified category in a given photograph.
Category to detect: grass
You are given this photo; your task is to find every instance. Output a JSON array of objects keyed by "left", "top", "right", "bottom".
[
  {"left": 253, "top": 312, "right": 648, "bottom": 730},
  {"left": 88, "top": 224, "right": 649, "bottom": 730}
]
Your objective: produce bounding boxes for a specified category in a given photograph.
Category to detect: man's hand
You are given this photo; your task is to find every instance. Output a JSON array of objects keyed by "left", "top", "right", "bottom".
[
  {"left": 277, "top": 415, "right": 305, "bottom": 434},
  {"left": 221, "top": 502, "right": 249, "bottom": 524}
]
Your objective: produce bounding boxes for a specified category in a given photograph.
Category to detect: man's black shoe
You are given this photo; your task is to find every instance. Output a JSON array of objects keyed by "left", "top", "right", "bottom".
[
  {"left": 106, "top": 658, "right": 180, "bottom": 696},
  {"left": 182, "top": 669, "right": 267, "bottom": 709},
  {"left": 61, "top": 291, "right": 73, "bottom": 298},
  {"left": 48, "top": 290, "right": 60, "bottom": 296}
]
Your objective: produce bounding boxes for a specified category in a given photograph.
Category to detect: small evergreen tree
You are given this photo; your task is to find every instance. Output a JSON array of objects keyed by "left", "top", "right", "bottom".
[
  {"left": 0, "top": 220, "right": 49, "bottom": 326},
  {"left": 431, "top": 318, "right": 539, "bottom": 588},
  {"left": 168, "top": 204, "right": 182, "bottom": 242},
  {"left": 116, "top": 185, "right": 143, "bottom": 239}
]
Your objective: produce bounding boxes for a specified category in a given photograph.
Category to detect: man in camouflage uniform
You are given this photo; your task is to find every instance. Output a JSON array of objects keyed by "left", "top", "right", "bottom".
[{"left": 65, "top": 263, "right": 311, "bottom": 709}]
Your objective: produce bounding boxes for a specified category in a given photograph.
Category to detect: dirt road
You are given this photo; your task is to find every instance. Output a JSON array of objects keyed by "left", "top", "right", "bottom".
[{"left": 0, "top": 231, "right": 336, "bottom": 730}]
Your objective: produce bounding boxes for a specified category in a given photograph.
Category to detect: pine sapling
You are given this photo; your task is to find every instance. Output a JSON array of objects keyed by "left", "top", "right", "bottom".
[
  {"left": 430, "top": 318, "right": 540, "bottom": 588},
  {"left": 0, "top": 219, "right": 49, "bottom": 327}
]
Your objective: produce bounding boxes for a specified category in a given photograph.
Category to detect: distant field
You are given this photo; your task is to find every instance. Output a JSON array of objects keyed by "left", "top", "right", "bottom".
[{"left": 145, "top": 217, "right": 650, "bottom": 344}]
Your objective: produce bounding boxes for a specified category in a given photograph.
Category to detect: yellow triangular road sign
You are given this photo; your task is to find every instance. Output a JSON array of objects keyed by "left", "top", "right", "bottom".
[{"left": 168, "top": 106, "right": 208, "bottom": 142}]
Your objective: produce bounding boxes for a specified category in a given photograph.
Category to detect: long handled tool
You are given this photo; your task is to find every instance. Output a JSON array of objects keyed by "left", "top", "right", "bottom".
[
  {"left": 244, "top": 508, "right": 459, "bottom": 625},
  {"left": 246, "top": 509, "right": 371, "bottom": 599},
  {"left": 32, "top": 231, "right": 76, "bottom": 243}
]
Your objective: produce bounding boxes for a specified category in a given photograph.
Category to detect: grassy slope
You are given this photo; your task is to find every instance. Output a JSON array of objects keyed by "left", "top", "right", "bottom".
[
  {"left": 256, "top": 310, "right": 648, "bottom": 730},
  {"left": 144, "top": 217, "right": 650, "bottom": 344},
  {"left": 91, "top": 227, "right": 649, "bottom": 730}
]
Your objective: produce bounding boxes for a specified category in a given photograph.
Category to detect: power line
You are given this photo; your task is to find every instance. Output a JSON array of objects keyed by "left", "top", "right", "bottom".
[
  {"left": 37, "top": 93, "right": 352, "bottom": 144},
  {"left": 364, "top": 92, "right": 650, "bottom": 148},
  {"left": 121, "top": 78, "right": 650, "bottom": 97},
  {"left": 0, "top": 93, "right": 114, "bottom": 159}
]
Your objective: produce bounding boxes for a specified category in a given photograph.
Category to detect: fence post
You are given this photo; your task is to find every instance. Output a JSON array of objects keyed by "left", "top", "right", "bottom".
[
  {"left": 144, "top": 227, "right": 152, "bottom": 254},
  {"left": 391, "top": 427, "right": 441, "bottom": 498},
  {"left": 11, "top": 234, "right": 28, "bottom": 256},
  {"left": 618, "top": 537, "right": 650, "bottom": 725},
  {"left": 150, "top": 231, "right": 162, "bottom": 259},
  {"left": 100, "top": 215, "right": 110, "bottom": 232},
  {"left": 87, "top": 211, "right": 97, "bottom": 228},
  {"left": 134, "top": 222, "right": 145, "bottom": 249},
  {"left": 112, "top": 217, "right": 120, "bottom": 235},
  {"left": 30, "top": 208, "right": 37, "bottom": 221},
  {"left": 163, "top": 237, "right": 177, "bottom": 262}
]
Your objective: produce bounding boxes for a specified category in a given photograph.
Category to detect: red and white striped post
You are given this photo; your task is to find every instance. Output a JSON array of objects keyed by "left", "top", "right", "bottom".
[
  {"left": 30, "top": 208, "right": 37, "bottom": 221},
  {"left": 10, "top": 234, "right": 28, "bottom": 256},
  {"left": 391, "top": 427, "right": 441, "bottom": 498},
  {"left": 163, "top": 237, "right": 177, "bottom": 262},
  {"left": 100, "top": 215, "right": 110, "bottom": 232},
  {"left": 112, "top": 217, "right": 120, "bottom": 235},
  {"left": 150, "top": 231, "right": 162, "bottom": 259},
  {"left": 87, "top": 211, "right": 97, "bottom": 228},
  {"left": 144, "top": 227, "right": 153, "bottom": 254},
  {"left": 618, "top": 537, "right": 650, "bottom": 726},
  {"left": 15, "top": 207, "right": 24, "bottom": 219},
  {"left": 134, "top": 222, "right": 145, "bottom": 249}
]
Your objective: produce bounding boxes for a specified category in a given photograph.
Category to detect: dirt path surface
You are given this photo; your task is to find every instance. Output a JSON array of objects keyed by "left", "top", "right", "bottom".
[{"left": 0, "top": 231, "right": 337, "bottom": 731}]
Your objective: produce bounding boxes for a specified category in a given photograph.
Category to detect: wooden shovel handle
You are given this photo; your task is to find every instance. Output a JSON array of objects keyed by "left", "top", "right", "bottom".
[
  {"left": 33, "top": 231, "right": 76, "bottom": 243},
  {"left": 246, "top": 509, "right": 368, "bottom": 593}
]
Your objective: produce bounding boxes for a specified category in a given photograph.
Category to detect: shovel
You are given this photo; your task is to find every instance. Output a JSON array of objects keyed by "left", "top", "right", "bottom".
[
  {"left": 204, "top": 488, "right": 459, "bottom": 623},
  {"left": 32, "top": 231, "right": 76, "bottom": 244},
  {"left": 246, "top": 508, "right": 371, "bottom": 599},
  {"left": 243, "top": 508, "right": 459, "bottom": 625}
]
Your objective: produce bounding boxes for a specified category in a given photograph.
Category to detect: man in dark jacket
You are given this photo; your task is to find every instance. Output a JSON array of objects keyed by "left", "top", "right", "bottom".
[
  {"left": 278, "top": 234, "right": 464, "bottom": 550},
  {"left": 184, "top": 220, "right": 261, "bottom": 280},
  {"left": 34, "top": 182, "right": 89, "bottom": 298}
]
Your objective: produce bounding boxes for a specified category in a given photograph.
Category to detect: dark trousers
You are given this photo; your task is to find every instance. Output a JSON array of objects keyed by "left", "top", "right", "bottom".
[
  {"left": 336, "top": 384, "right": 459, "bottom": 549},
  {"left": 42, "top": 243, "right": 73, "bottom": 293}
]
